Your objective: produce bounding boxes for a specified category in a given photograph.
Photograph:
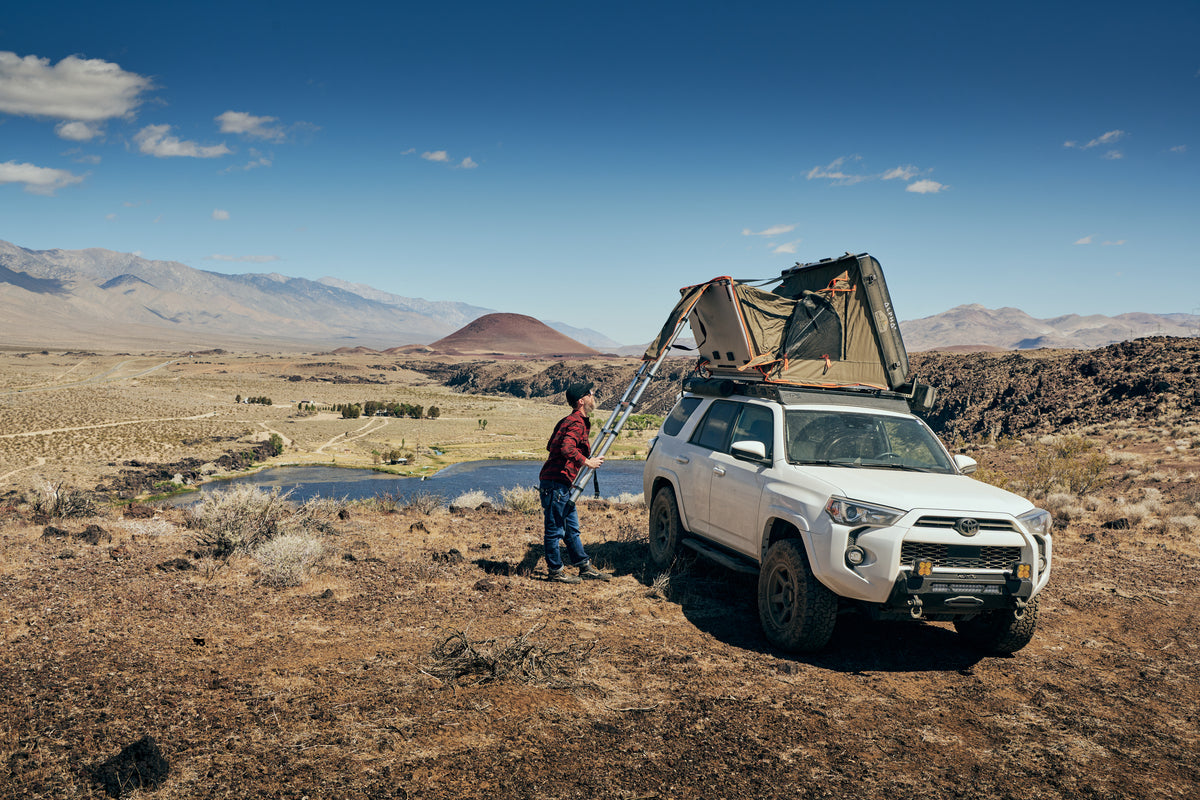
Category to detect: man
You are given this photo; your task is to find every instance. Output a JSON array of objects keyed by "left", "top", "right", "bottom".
[{"left": 539, "top": 381, "right": 611, "bottom": 583}]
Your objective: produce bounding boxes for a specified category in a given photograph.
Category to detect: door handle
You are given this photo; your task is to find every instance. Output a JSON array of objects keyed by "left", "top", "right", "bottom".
[
  {"left": 675, "top": 456, "right": 689, "bottom": 465},
  {"left": 712, "top": 466, "right": 725, "bottom": 477}
]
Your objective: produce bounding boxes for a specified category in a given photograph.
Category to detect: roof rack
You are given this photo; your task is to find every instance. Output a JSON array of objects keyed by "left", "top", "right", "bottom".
[{"left": 681, "top": 376, "right": 935, "bottom": 413}]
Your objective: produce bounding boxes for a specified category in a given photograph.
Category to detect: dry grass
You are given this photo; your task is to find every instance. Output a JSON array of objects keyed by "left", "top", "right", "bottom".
[
  {"left": 0, "top": 351, "right": 626, "bottom": 496},
  {"left": 423, "top": 624, "right": 598, "bottom": 688}
]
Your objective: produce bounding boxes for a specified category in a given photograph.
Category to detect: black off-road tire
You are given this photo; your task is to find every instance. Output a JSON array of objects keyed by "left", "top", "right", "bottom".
[
  {"left": 648, "top": 486, "right": 684, "bottom": 570},
  {"left": 953, "top": 596, "right": 1040, "bottom": 654},
  {"left": 757, "top": 539, "right": 838, "bottom": 652}
]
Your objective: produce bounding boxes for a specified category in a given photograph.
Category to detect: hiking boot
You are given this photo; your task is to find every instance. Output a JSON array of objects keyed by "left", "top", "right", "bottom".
[
  {"left": 548, "top": 568, "right": 582, "bottom": 584},
  {"left": 578, "top": 562, "right": 611, "bottom": 581}
]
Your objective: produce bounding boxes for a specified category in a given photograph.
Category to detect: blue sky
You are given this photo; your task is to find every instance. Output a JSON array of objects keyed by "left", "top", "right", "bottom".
[{"left": 2, "top": 1, "right": 1197, "bottom": 345}]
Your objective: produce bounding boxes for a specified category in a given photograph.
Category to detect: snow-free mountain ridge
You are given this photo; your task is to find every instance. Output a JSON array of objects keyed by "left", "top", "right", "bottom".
[{"left": 1, "top": 240, "right": 1195, "bottom": 352}]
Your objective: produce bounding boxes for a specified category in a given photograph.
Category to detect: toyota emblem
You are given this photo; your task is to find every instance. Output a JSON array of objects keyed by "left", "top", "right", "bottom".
[{"left": 955, "top": 518, "right": 980, "bottom": 537}]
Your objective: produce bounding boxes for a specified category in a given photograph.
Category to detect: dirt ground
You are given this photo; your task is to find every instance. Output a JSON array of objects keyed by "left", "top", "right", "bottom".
[
  {"left": 2, "top": 342, "right": 1199, "bottom": 798},
  {"left": 2, "top": 481, "right": 1198, "bottom": 799}
]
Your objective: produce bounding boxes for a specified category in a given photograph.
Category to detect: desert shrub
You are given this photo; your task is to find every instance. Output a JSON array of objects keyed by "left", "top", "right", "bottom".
[
  {"left": 610, "top": 491, "right": 645, "bottom": 508},
  {"left": 1096, "top": 500, "right": 1151, "bottom": 529},
  {"left": 971, "top": 466, "right": 1012, "bottom": 491},
  {"left": 500, "top": 485, "right": 540, "bottom": 515},
  {"left": 267, "top": 433, "right": 284, "bottom": 457},
  {"left": 1017, "top": 435, "right": 1109, "bottom": 498},
  {"left": 253, "top": 532, "right": 327, "bottom": 586},
  {"left": 1167, "top": 515, "right": 1200, "bottom": 536},
  {"left": 451, "top": 490, "right": 494, "bottom": 510},
  {"left": 291, "top": 496, "right": 345, "bottom": 533},
  {"left": 27, "top": 482, "right": 97, "bottom": 519},
  {"left": 356, "top": 491, "right": 402, "bottom": 513},
  {"left": 405, "top": 490, "right": 445, "bottom": 515},
  {"left": 186, "top": 485, "right": 294, "bottom": 556}
]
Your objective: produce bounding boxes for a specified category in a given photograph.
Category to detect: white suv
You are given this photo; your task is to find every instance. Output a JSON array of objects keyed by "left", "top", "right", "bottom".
[{"left": 643, "top": 378, "right": 1053, "bottom": 654}]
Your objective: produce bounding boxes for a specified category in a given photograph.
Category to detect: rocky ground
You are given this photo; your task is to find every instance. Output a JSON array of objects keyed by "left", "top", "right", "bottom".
[{"left": 2, "top": 338, "right": 1199, "bottom": 799}]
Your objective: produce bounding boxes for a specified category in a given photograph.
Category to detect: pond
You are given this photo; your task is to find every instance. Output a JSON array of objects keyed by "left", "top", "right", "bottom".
[{"left": 169, "top": 459, "right": 647, "bottom": 506}]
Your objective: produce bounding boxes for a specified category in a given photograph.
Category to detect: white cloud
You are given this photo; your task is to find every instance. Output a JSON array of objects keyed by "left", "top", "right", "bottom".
[
  {"left": 906, "top": 179, "right": 946, "bottom": 194},
  {"left": 421, "top": 150, "right": 449, "bottom": 162},
  {"left": 0, "top": 159, "right": 85, "bottom": 195},
  {"left": 1102, "top": 239, "right": 1127, "bottom": 246},
  {"left": 1169, "top": 145, "right": 1187, "bottom": 154},
  {"left": 135, "top": 124, "right": 231, "bottom": 158},
  {"left": 1102, "top": 150, "right": 1123, "bottom": 160},
  {"left": 207, "top": 254, "right": 279, "bottom": 263},
  {"left": 459, "top": 156, "right": 478, "bottom": 169},
  {"left": 0, "top": 51, "right": 152, "bottom": 121},
  {"left": 105, "top": 213, "right": 117, "bottom": 220},
  {"left": 1075, "top": 236, "right": 1093, "bottom": 245},
  {"left": 809, "top": 156, "right": 939, "bottom": 191},
  {"left": 742, "top": 224, "right": 796, "bottom": 237},
  {"left": 220, "top": 148, "right": 272, "bottom": 173},
  {"left": 212, "top": 208, "right": 230, "bottom": 221},
  {"left": 1065, "top": 129, "right": 1127, "bottom": 151},
  {"left": 881, "top": 165, "right": 919, "bottom": 181},
  {"left": 216, "top": 110, "right": 286, "bottom": 141},
  {"left": 806, "top": 156, "right": 870, "bottom": 185},
  {"left": 63, "top": 148, "right": 102, "bottom": 165},
  {"left": 55, "top": 120, "right": 101, "bottom": 141},
  {"left": 771, "top": 239, "right": 803, "bottom": 255}
]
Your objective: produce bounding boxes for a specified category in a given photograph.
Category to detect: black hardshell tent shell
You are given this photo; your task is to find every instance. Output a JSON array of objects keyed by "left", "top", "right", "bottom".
[{"left": 644, "top": 253, "right": 910, "bottom": 391}]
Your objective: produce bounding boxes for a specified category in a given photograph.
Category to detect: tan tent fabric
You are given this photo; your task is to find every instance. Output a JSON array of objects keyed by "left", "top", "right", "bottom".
[
  {"left": 643, "top": 282, "right": 711, "bottom": 361},
  {"left": 644, "top": 255, "right": 908, "bottom": 391}
]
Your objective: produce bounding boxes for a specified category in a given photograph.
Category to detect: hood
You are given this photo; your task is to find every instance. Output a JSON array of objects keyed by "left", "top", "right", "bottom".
[{"left": 789, "top": 465, "right": 1036, "bottom": 517}]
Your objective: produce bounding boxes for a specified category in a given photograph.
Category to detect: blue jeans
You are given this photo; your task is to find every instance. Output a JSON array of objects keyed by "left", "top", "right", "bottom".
[{"left": 540, "top": 480, "right": 589, "bottom": 570}]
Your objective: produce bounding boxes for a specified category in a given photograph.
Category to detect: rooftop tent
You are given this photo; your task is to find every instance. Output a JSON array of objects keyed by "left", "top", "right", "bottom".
[{"left": 643, "top": 253, "right": 911, "bottom": 391}]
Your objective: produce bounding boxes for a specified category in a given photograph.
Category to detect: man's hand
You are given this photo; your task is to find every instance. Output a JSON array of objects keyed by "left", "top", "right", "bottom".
[{"left": 584, "top": 455, "right": 605, "bottom": 469}]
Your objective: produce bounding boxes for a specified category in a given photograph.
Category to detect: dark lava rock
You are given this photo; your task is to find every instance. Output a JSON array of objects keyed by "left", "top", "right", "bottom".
[{"left": 78, "top": 524, "right": 111, "bottom": 545}]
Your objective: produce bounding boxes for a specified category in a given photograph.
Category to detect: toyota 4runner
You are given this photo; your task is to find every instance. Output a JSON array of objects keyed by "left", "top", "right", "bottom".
[{"left": 643, "top": 378, "right": 1053, "bottom": 654}]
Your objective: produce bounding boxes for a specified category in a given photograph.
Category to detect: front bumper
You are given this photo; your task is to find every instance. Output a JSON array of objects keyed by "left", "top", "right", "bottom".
[
  {"left": 881, "top": 570, "right": 1034, "bottom": 620},
  {"left": 800, "top": 510, "right": 1051, "bottom": 606}
]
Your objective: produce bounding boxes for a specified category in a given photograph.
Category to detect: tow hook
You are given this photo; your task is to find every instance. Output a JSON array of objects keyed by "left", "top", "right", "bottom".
[
  {"left": 1013, "top": 598, "right": 1028, "bottom": 620},
  {"left": 908, "top": 596, "right": 924, "bottom": 619}
]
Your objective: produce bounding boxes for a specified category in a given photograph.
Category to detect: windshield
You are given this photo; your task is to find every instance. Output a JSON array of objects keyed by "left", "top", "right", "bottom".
[{"left": 785, "top": 408, "right": 956, "bottom": 473}]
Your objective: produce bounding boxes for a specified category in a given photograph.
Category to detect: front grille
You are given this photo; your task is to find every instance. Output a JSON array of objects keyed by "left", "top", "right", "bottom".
[
  {"left": 900, "top": 542, "right": 1022, "bottom": 571},
  {"left": 915, "top": 515, "right": 1017, "bottom": 532}
]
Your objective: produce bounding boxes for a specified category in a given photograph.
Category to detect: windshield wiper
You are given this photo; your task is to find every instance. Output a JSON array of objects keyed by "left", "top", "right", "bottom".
[
  {"left": 798, "top": 459, "right": 859, "bottom": 468},
  {"left": 860, "top": 462, "right": 933, "bottom": 472}
]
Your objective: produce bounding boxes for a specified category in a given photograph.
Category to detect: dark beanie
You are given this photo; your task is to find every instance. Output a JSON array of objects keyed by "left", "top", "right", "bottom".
[{"left": 565, "top": 382, "right": 594, "bottom": 407}]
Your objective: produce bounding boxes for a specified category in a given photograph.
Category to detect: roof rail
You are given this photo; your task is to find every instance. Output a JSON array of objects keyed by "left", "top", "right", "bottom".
[{"left": 681, "top": 376, "right": 936, "bottom": 413}]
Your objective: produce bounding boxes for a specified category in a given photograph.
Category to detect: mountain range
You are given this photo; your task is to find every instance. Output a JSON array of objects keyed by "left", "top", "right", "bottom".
[{"left": 1, "top": 239, "right": 1196, "bottom": 352}]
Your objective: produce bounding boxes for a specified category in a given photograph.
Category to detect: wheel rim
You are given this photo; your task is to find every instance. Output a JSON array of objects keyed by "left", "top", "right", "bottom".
[
  {"left": 767, "top": 565, "right": 797, "bottom": 626},
  {"left": 650, "top": 505, "right": 668, "bottom": 553}
]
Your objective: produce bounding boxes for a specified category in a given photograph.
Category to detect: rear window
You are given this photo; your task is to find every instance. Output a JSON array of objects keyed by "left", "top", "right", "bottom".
[{"left": 661, "top": 397, "right": 702, "bottom": 437}]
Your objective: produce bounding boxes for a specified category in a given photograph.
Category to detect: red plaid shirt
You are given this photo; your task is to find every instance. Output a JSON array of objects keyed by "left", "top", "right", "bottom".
[{"left": 539, "top": 409, "right": 592, "bottom": 485}]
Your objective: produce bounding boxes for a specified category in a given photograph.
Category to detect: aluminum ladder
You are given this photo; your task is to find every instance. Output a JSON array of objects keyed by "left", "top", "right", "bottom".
[{"left": 567, "top": 314, "right": 693, "bottom": 503}]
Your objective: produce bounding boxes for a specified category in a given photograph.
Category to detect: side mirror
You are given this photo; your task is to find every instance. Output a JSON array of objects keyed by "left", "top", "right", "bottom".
[
  {"left": 731, "top": 440, "right": 769, "bottom": 463},
  {"left": 953, "top": 454, "right": 978, "bottom": 475}
]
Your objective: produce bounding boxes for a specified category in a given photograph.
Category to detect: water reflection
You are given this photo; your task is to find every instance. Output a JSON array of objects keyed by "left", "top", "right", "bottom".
[{"left": 171, "top": 459, "right": 646, "bottom": 505}]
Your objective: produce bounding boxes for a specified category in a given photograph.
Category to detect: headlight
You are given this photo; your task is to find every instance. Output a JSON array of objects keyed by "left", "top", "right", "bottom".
[
  {"left": 825, "top": 497, "right": 904, "bottom": 527},
  {"left": 1018, "top": 508, "right": 1052, "bottom": 537}
]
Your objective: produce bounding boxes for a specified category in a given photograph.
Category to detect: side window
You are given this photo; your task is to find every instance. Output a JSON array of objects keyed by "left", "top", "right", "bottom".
[
  {"left": 689, "top": 400, "right": 741, "bottom": 451},
  {"left": 730, "top": 404, "right": 774, "bottom": 458},
  {"left": 661, "top": 397, "right": 703, "bottom": 437}
]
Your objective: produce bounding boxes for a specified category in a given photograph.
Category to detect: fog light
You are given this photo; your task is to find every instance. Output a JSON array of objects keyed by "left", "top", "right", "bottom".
[
  {"left": 914, "top": 559, "right": 933, "bottom": 577},
  {"left": 1014, "top": 563, "right": 1032, "bottom": 579},
  {"left": 845, "top": 545, "right": 866, "bottom": 567}
]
